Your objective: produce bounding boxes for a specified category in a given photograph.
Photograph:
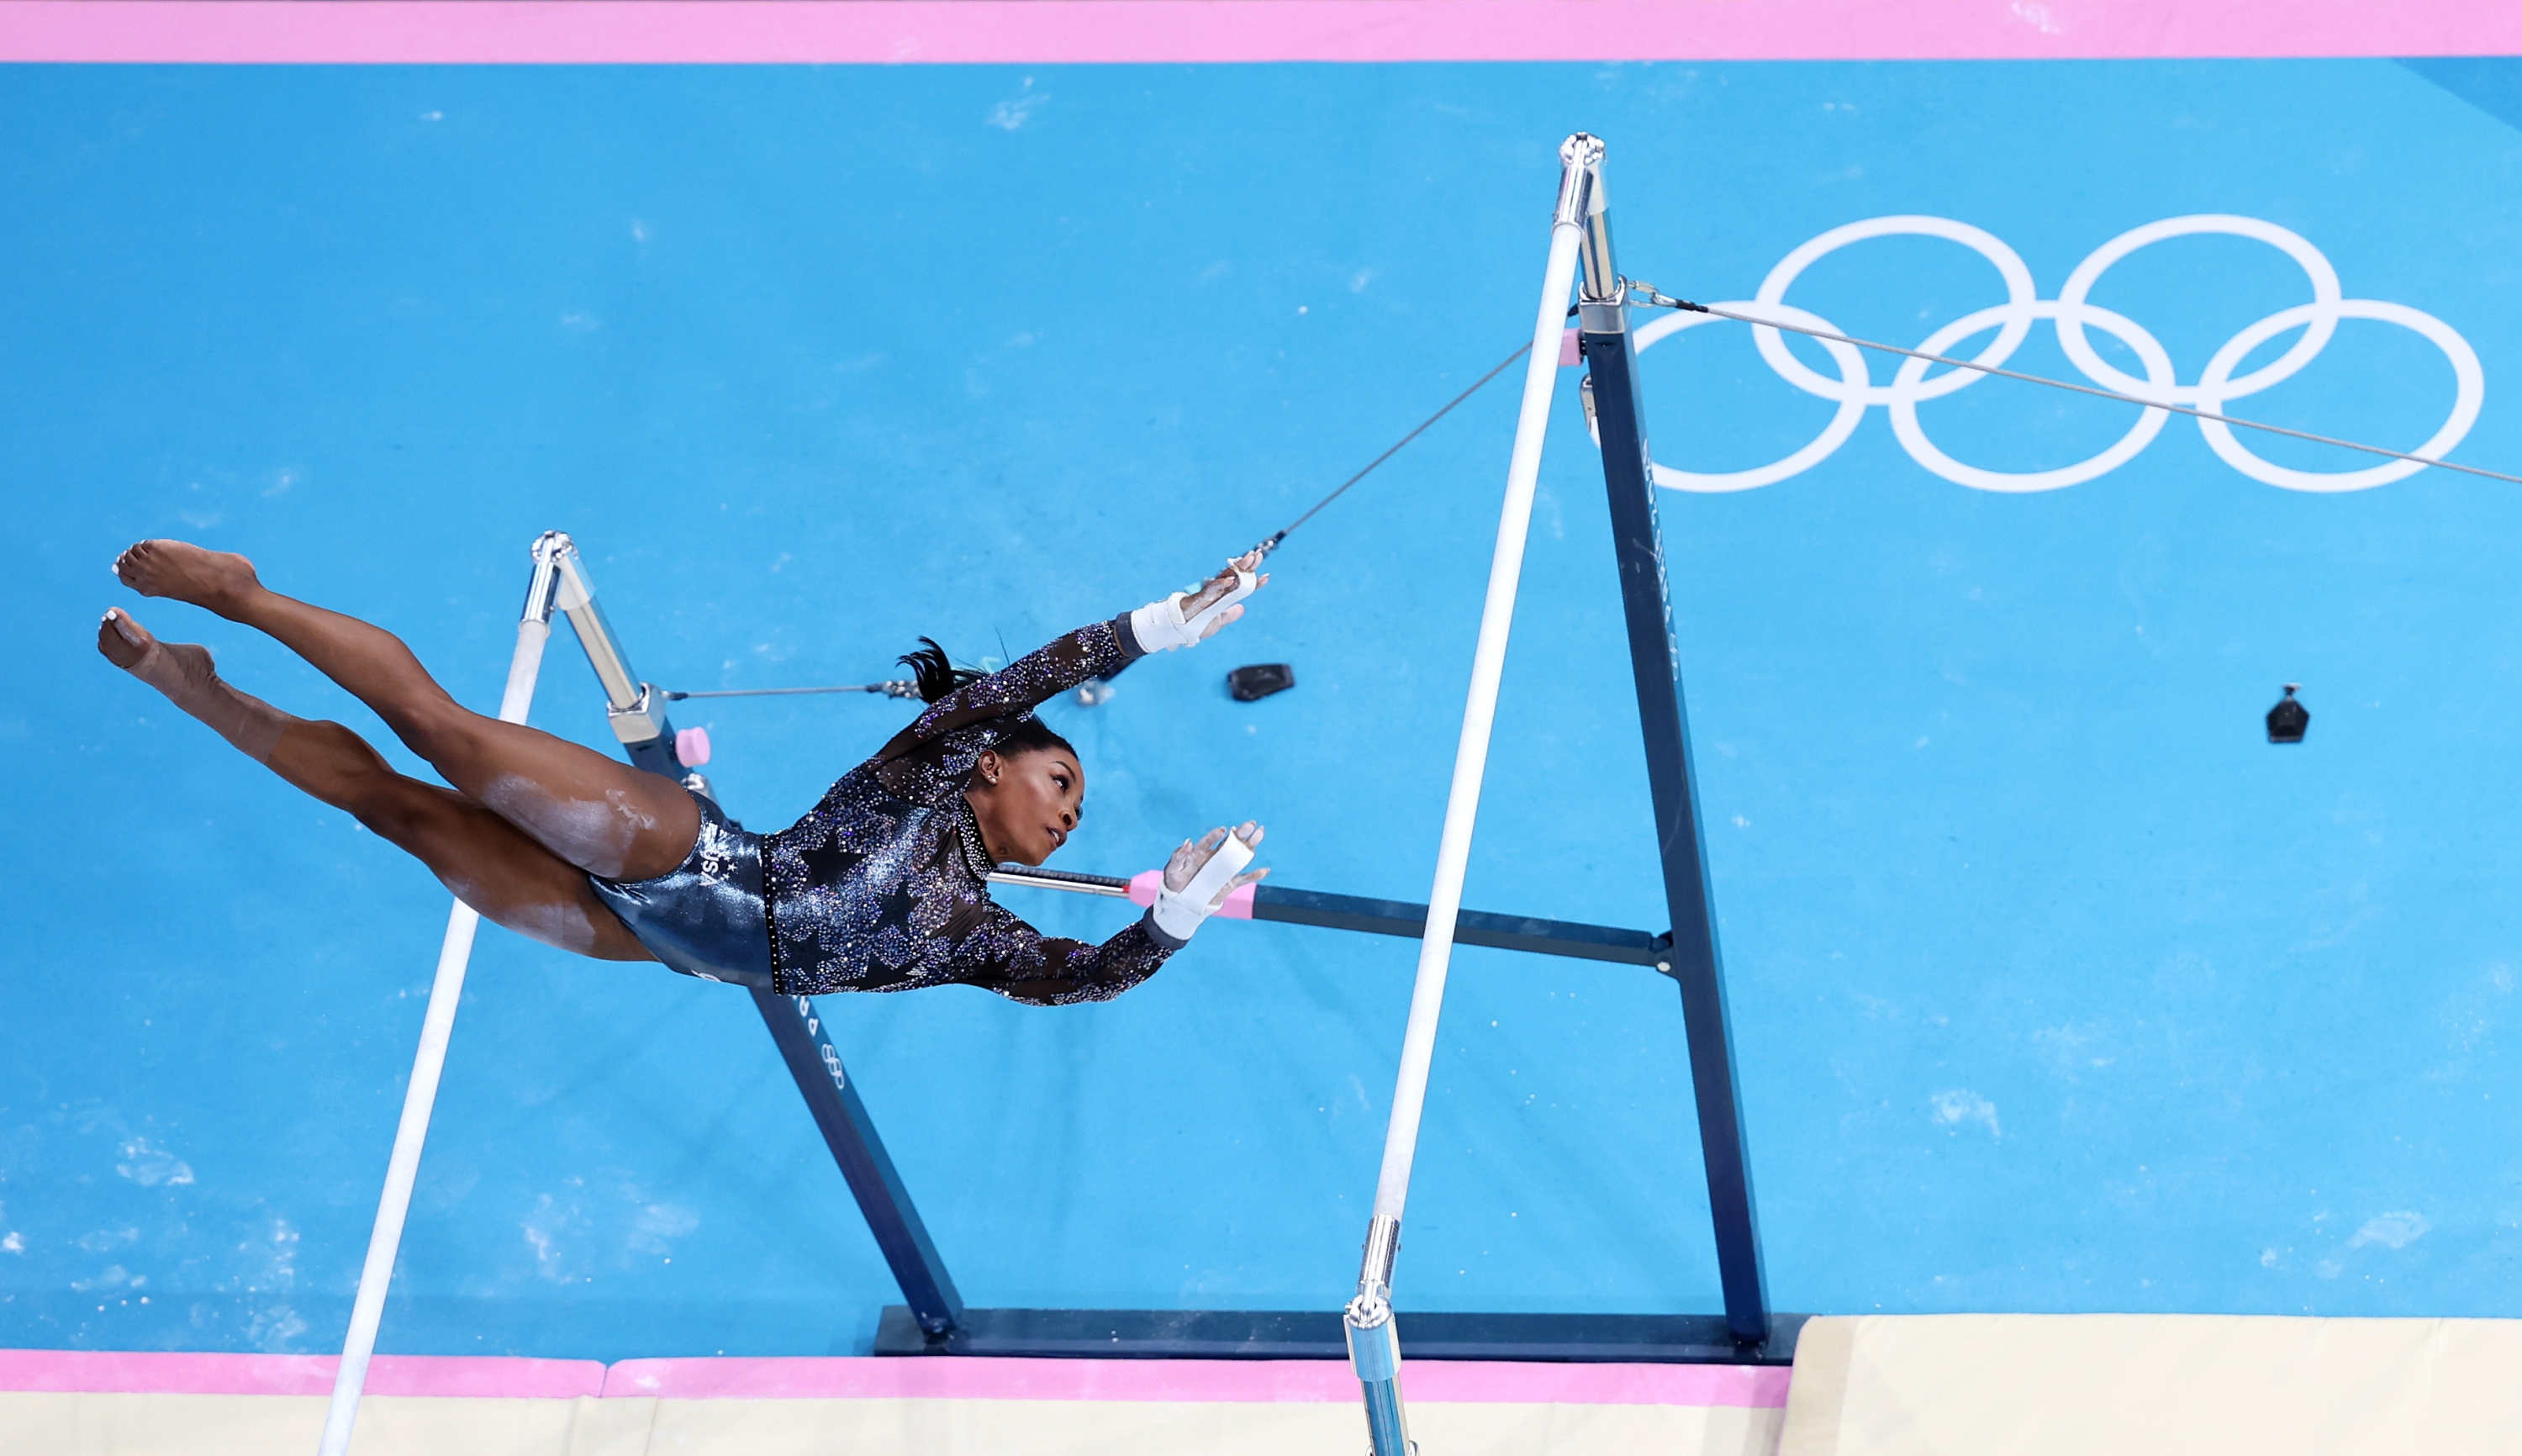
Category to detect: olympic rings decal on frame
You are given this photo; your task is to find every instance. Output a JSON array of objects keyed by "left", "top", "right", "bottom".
[{"left": 1617, "top": 214, "right": 2484, "bottom": 494}]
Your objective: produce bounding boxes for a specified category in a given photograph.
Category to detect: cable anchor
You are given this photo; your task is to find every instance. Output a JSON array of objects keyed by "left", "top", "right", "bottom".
[{"left": 1618, "top": 277, "right": 1706, "bottom": 313}]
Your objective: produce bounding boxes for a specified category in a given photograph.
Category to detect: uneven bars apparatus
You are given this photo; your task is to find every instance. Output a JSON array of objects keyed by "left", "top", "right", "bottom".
[
  {"left": 514, "top": 514, "right": 1784, "bottom": 1366},
  {"left": 317, "top": 129, "right": 1794, "bottom": 1410}
]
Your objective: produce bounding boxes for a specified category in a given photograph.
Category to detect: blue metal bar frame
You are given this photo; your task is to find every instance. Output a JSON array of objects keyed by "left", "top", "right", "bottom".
[
  {"left": 750, "top": 988, "right": 965, "bottom": 1337},
  {"left": 551, "top": 551, "right": 972, "bottom": 1344},
  {"left": 1252, "top": 884, "right": 1673, "bottom": 968},
  {"left": 609, "top": 765, "right": 966, "bottom": 1337},
  {"left": 616, "top": 737, "right": 968, "bottom": 1337},
  {"left": 871, "top": 1305, "right": 1806, "bottom": 1363},
  {"left": 1578, "top": 315, "right": 1774, "bottom": 1347}
]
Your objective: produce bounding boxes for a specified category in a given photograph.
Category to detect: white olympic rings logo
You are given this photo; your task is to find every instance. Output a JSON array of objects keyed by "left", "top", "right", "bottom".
[{"left": 1622, "top": 214, "right": 2483, "bottom": 494}]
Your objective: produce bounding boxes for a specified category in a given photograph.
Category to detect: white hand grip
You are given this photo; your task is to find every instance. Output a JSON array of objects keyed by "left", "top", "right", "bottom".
[
  {"left": 1178, "top": 568, "right": 1256, "bottom": 643},
  {"left": 1131, "top": 568, "right": 1257, "bottom": 652},
  {"left": 1152, "top": 830, "right": 1256, "bottom": 942},
  {"left": 1179, "top": 829, "right": 1253, "bottom": 908}
]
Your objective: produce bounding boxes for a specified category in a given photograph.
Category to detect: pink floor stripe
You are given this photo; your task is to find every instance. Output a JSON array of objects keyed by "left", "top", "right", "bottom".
[
  {"left": 602, "top": 1355, "right": 1791, "bottom": 1407},
  {"left": 0, "top": 0, "right": 2517, "bottom": 66},
  {"left": 0, "top": 1348, "right": 1786, "bottom": 1406},
  {"left": 0, "top": 1348, "right": 605, "bottom": 1399}
]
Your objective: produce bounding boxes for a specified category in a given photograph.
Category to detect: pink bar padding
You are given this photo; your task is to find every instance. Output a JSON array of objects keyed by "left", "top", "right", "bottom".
[
  {"left": 0, "top": 1, "right": 2516, "bottom": 65},
  {"left": 0, "top": 1348, "right": 604, "bottom": 1399},
  {"left": 675, "top": 724, "right": 711, "bottom": 768},
  {"left": 1122, "top": 870, "right": 1253, "bottom": 918},
  {"left": 1559, "top": 327, "right": 1582, "bottom": 368},
  {"left": 603, "top": 1354, "right": 1788, "bottom": 1407}
]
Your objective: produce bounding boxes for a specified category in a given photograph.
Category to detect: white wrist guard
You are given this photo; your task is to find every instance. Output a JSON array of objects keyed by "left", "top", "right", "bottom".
[
  {"left": 1153, "top": 831, "right": 1255, "bottom": 942},
  {"left": 1129, "top": 568, "right": 1256, "bottom": 653}
]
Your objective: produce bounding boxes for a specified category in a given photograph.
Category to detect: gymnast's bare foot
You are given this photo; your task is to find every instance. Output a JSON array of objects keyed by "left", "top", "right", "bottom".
[
  {"left": 113, "top": 539, "right": 261, "bottom": 617},
  {"left": 96, "top": 606, "right": 150, "bottom": 669},
  {"left": 96, "top": 606, "right": 210, "bottom": 689},
  {"left": 97, "top": 605, "right": 289, "bottom": 761}
]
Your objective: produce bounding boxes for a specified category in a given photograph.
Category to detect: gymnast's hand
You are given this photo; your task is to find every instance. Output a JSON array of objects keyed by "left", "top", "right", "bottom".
[
  {"left": 1132, "top": 551, "right": 1270, "bottom": 652},
  {"left": 1164, "top": 822, "right": 1270, "bottom": 899},
  {"left": 1177, "top": 551, "right": 1271, "bottom": 641}
]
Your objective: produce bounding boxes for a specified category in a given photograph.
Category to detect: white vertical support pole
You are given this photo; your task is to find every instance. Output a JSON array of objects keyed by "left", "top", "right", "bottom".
[
  {"left": 1344, "top": 134, "right": 1601, "bottom": 1456},
  {"left": 317, "top": 585, "right": 556, "bottom": 1456}
]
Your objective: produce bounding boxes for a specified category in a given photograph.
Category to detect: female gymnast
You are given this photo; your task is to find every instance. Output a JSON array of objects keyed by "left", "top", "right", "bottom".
[{"left": 98, "top": 540, "right": 1270, "bottom": 1005}]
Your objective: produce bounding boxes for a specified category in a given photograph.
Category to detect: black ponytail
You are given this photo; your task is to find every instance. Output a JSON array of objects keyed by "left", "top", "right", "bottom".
[
  {"left": 898, "top": 637, "right": 1080, "bottom": 763},
  {"left": 900, "top": 637, "right": 984, "bottom": 704}
]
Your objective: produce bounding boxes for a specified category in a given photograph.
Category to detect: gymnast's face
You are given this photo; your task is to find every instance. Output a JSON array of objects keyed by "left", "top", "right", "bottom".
[{"left": 966, "top": 746, "right": 1084, "bottom": 867}]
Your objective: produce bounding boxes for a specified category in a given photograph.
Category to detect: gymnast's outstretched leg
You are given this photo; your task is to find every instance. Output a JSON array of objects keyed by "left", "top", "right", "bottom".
[
  {"left": 96, "top": 606, "right": 652, "bottom": 961},
  {"left": 110, "top": 539, "right": 699, "bottom": 883}
]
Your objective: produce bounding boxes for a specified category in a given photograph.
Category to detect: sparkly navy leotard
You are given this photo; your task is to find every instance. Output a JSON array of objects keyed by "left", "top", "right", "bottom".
[{"left": 588, "top": 615, "right": 1183, "bottom": 1006}]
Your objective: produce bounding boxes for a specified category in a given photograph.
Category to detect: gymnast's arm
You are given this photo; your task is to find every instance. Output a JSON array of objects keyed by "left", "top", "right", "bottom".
[
  {"left": 947, "top": 825, "right": 1269, "bottom": 1005},
  {"left": 948, "top": 896, "right": 1184, "bottom": 1006},
  {"left": 874, "top": 551, "right": 1270, "bottom": 762},
  {"left": 873, "top": 620, "right": 1138, "bottom": 762}
]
